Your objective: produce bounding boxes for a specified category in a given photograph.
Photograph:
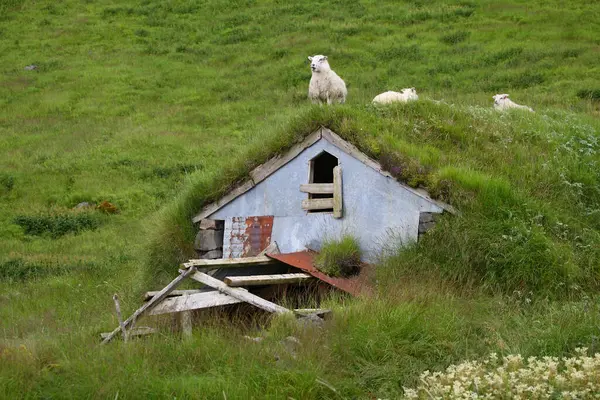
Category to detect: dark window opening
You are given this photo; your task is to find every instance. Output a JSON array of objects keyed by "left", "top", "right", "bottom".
[{"left": 308, "top": 151, "right": 338, "bottom": 212}]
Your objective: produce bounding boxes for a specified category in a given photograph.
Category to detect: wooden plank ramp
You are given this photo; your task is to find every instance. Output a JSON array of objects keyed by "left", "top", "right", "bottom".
[{"left": 224, "top": 273, "right": 313, "bottom": 287}]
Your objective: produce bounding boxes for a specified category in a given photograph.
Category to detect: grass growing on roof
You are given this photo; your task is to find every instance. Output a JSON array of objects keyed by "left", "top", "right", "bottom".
[{"left": 314, "top": 235, "right": 362, "bottom": 278}]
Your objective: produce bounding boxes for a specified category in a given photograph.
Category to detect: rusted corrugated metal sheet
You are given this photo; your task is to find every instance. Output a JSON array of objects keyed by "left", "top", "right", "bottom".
[
  {"left": 224, "top": 216, "right": 273, "bottom": 258},
  {"left": 266, "top": 251, "right": 373, "bottom": 297}
]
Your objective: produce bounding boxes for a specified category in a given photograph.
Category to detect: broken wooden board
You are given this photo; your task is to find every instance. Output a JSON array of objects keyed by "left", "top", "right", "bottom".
[
  {"left": 224, "top": 273, "right": 313, "bottom": 287},
  {"left": 149, "top": 291, "right": 243, "bottom": 315},
  {"left": 189, "top": 271, "right": 292, "bottom": 314}
]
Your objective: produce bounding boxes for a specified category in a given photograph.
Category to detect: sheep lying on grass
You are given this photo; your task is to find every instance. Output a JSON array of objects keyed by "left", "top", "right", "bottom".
[
  {"left": 308, "top": 55, "right": 347, "bottom": 104},
  {"left": 372, "top": 88, "right": 418, "bottom": 104},
  {"left": 493, "top": 94, "right": 534, "bottom": 112}
]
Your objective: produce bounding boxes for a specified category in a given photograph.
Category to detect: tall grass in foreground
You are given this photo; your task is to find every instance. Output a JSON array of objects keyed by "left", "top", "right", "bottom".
[{"left": 1, "top": 285, "right": 598, "bottom": 399}]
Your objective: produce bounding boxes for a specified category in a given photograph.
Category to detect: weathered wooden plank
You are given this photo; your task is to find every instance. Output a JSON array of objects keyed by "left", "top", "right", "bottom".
[
  {"left": 299, "top": 183, "right": 334, "bottom": 194},
  {"left": 185, "top": 255, "right": 277, "bottom": 269},
  {"left": 333, "top": 166, "right": 343, "bottom": 219},
  {"left": 321, "top": 128, "right": 393, "bottom": 178},
  {"left": 224, "top": 273, "right": 313, "bottom": 287},
  {"left": 302, "top": 198, "right": 334, "bottom": 211},
  {"left": 149, "top": 291, "right": 243, "bottom": 315},
  {"left": 100, "top": 326, "right": 156, "bottom": 340},
  {"left": 101, "top": 267, "right": 196, "bottom": 344},
  {"left": 143, "top": 289, "right": 204, "bottom": 302},
  {"left": 189, "top": 271, "right": 292, "bottom": 314},
  {"left": 193, "top": 129, "right": 324, "bottom": 223}
]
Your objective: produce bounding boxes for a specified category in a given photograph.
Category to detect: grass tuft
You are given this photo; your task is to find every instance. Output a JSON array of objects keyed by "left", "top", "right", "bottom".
[{"left": 315, "top": 235, "right": 362, "bottom": 278}]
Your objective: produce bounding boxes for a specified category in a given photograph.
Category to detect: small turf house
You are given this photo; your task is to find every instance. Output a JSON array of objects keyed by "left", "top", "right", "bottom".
[{"left": 192, "top": 128, "right": 451, "bottom": 263}]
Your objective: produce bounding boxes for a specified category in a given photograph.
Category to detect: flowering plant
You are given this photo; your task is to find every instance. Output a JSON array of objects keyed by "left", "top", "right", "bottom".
[{"left": 403, "top": 349, "right": 600, "bottom": 399}]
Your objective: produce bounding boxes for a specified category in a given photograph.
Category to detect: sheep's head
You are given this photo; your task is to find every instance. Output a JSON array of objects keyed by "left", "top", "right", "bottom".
[
  {"left": 493, "top": 94, "right": 509, "bottom": 105},
  {"left": 308, "top": 55, "right": 330, "bottom": 73},
  {"left": 402, "top": 87, "right": 417, "bottom": 96}
]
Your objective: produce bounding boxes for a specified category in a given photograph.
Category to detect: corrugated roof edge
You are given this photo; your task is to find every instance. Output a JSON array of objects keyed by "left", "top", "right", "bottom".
[{"left": 192, "top": 127, "right": 455, "bottom": 223}]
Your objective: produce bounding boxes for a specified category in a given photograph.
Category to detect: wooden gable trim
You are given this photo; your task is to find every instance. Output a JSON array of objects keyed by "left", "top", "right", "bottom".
[
  {"left": 320, "top": 127, "right": 455, "bottom": 214},
  {"left": 192, "top": 126, "right": 456, "bottom": 223},
  {"left": 192, "top": 128, "right": 324, "bottom": 223}
]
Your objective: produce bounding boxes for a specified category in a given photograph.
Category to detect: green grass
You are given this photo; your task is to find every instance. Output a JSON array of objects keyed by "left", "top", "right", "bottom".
[
  {"left": 1, "top": 0, "right": 599, "bottom": 398},
  {"left": 314, "top": 235, "right": 362, "bottom": 277}
]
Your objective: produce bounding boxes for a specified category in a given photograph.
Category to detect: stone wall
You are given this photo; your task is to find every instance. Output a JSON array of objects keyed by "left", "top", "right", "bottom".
[
  {"left": 194, "top": 219, "right": 224, "bottom": 259},
  {"left": 418, "top": 212, "right": 440, "bottom": 238}
]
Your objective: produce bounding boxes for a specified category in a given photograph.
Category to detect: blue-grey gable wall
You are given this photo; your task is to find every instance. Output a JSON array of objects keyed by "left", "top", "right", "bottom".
[{"left": 208, "top": 138, "right": 443, "bottom": 262}]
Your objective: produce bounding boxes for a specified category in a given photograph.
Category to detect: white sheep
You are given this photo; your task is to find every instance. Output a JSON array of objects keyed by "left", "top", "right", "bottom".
[
  {"left": 307, "top": 55, "right": 347, "bottom": 104},
  {"left": 493, "top": 94, "right": 534, "bottom": 112},
  {"left": 372, "top": 88, "right": 419, "bottom": 104}
]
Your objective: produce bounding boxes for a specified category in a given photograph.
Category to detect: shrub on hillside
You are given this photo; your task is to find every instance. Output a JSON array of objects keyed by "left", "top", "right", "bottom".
[
  {"left": 314, "top": 235, "right": 362, "bottom": 277},
  {"left": 577, "top": 89, "right": 600, "bottom": 102},
  {"left": 14, "top": 211, "right": 103, "bottom": 238},
  {"left": 403, "top": 349, "right": 600, "bottom": 399}
]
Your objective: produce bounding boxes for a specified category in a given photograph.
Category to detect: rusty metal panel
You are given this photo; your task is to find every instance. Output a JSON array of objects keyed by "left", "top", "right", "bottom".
[
  {"left": 224, "top": 216, "right": 273, "bottom": 258},
  {"left": 267, "top": 251, "right": 373, "bottom": 297}
]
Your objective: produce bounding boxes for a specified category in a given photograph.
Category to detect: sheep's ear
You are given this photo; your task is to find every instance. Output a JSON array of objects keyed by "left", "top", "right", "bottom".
[
  {"left": 502, "top": 94, "right": 509, "bottom": 99},
  {"left": 323, "top": 56, "right": 328, "bottom": 60},
  {"left": 308, "top": 56, "right": 313, "bottom": 61}
]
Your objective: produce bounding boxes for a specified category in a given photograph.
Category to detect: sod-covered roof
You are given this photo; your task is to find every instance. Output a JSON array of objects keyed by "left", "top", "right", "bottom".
[{"left": 145, "top": 103, "right": 600, "bottom": 296}]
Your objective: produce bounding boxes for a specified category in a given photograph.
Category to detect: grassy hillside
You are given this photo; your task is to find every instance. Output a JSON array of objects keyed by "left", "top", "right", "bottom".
[{"left": 1, "top": 0, "right": 599, "bottom": 398}]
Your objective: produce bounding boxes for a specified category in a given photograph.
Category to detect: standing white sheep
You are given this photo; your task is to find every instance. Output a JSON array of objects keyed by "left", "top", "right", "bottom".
[
  {"left": 493, "top": 94, "right": 534, "bottom": 112},
  {"left": 307, "top": 55, "right": 347, "bottom": 104},
  {"left": 372, "top": 88, "right": 419, "bottom": 104}
]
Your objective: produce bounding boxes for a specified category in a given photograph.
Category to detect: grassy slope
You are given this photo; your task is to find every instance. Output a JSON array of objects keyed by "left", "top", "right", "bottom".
[{"left": 1, "top": 0, "right": 599, "bottom": 398}]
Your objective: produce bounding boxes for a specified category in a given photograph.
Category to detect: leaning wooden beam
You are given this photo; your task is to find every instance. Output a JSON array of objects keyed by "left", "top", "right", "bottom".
[
  {"left": 149, "top": 291, "right": 243, "bottom": 315},
  {"left": 185, "top": 255, "right": 277, "bottom": 269},
  {"left": 143, "top": 289, "right": 204, "bottom": 302},
  {"left": 301, "top": 198, "right": 334, "bottom": 211},
  {"left": 101, "top": 267, "right": 196, "bottom": 344},
  {"left": 189, "top": 271, "right": 292, "bottom": 314},
  {"left": 224, "top": 273, "right": 313, "bottom": 287}
]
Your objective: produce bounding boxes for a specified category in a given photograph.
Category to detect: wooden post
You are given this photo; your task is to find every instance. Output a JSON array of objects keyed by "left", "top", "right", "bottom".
[
  {"left": 181, "top": 310, "right": 192, "bottom": 339},
  {"left": 113, "top": 294, "right": 128, "bottom": 343},
  {"left": 333, "top": 166, "right": 343, "bottom": 219}
]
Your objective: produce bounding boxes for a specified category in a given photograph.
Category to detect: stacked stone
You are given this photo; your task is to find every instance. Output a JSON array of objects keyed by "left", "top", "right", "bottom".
[{"left": 194, "top": 219, "right": 224, "bottom": 259}]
